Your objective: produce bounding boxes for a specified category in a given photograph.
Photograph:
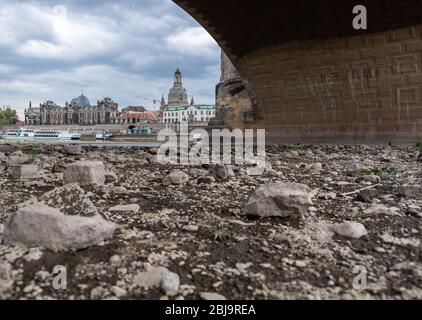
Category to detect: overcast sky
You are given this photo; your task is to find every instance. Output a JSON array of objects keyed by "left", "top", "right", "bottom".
[{"left": 0, "top": 0, "right": 221, "bottom": 118}]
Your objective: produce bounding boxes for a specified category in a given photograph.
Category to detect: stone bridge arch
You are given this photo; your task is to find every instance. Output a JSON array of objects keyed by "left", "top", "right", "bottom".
[{"left": 173, "top": 0, "right": 422, "bottom": 143}]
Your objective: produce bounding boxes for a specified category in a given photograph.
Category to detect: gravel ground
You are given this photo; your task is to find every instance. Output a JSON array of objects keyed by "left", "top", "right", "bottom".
[{"left": 0, "top": 143, "right": 421, "bottom": 300}]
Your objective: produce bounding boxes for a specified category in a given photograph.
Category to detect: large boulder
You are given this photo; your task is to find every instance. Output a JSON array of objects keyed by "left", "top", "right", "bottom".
[
  {"left": 64, "top": 161, "right": 106, "bottom": 186},
  {"left": 244, "top": 182, "right": 313, "bottom": 218},
  {"left": 39, "top": 184, "right": 98, "bottom": 216},
  {"left": 4, "top": 203, "right": 116, "bottom": 251}
]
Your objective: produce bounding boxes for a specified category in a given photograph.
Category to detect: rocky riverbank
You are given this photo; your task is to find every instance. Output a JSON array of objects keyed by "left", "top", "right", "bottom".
[{"left": 0, "top": 143, "right": 421, "bottom": 300}]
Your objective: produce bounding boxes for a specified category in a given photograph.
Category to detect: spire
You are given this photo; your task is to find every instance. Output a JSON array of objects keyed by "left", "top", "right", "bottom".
[
  {"left": 168, "top": 67, "right": 188, "bottom": 105},
  {"left": 160, "top": 94, "right": 166, "bottom": 109},
  {"left": 174, "top": 67, "right": 182, "bottom": 87},
  {"left": 190, "top": 96, "right": 195, "bottom": 105}
]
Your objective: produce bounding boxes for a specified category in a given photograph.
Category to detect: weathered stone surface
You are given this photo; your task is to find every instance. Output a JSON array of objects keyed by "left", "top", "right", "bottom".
[
  {"left": 109, "top": 204, "right": 140, "bottom": 213},
  {"left": 247, "top": 163, "right": 271, "bottom": 176},
  {"left": 132, "top": 267, "right": 170, "bottom": 289},
  {"left": 23, "top": 248, "right": 43, "bottom": 262},
  {"left": 183, "top": 225, "right": 199, "bottom": 232},
  {"left": 358, "top": 175, "right": 381, "bottom": 184},
  {"left": 90, "top": 286, "right": 109, "bottom": 300},
  {"left": 355, "top": 189, "right": 379, "bottom": 203},
  {"left": 345, "top": 163, "right": 369, "bottom": 177},
  {"left": 0, "top": 223, "right": 4, "bottom": 244},
  {"left": 212, "top": 164, "right": 235, "bottom": 179},
  {"left": 198, "top": 176, "right": 215, "bottom": 184},
  {"left": 0, "top": 261, "right": 13, "bottom": 294},
  {"left": 160, "top": 271, "right": 180, "bottom": 294},
  {"left": 110, "top": 286, "right": 127, "bottom": 298},
  {"left": 200, "top": 292, "right": 227, "bottom": 300},
  {"left": 148, "top": 147, "right": 159, "bottom": 155},
  {"left": 244, "top": 182, "right": 313, "bottom": 218},
  {"left": 329, "top": 221, "right": 368, "bottom": 239},
  {"left": 64, "top": 161, "right": 106, "bottom": 186},
  {"left": 4, "top": 203, "right": 116, "bottom": 251},
  {"left": 215, "top": 51, "right": 255, "bottom": 130},
  {"left": 39, "top": 184, "right": 98, "bottom": 216},
  {"left": 380, "top": 233, "right": 420, "bottom": 247},
  {"left": 0, "top": 152, "right": 8, "bottom": 163},
  {"left": 399, "top": 185, "right": 422, "bottom": 200},
  {"left": 365, "top": 203, "right": 399, "bottom": 216},
  {"left": 105, "top": 171, "right": 118, "bottom": 184},
  {"left": 0, "top": 144, "right": 18, "bottom": 154},
  {"left": 8, "top": 151, "right": 28, "bottom": 165},
  {"left": 162, "top": 170, "right": 189, "bottom": 185},
  {"left": 11, "top": 165, "right": 39, "bottom": 180},
  {"left": 63, "top": 145, "right": 82, "bottom": 156},
  {"left": 318, "top": 192, "right": 337, "bottom": 200},
  {"left": 190, "top": 168, "right": 209, "bottom": 177}
]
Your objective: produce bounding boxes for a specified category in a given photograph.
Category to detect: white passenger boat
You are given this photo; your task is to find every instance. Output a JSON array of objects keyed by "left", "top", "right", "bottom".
[
  {"left": 96, "top": 132, "right": 113, "bottom": 140},
  {"left": 1, "top": 128, "right": 81, "bottom": 140}
]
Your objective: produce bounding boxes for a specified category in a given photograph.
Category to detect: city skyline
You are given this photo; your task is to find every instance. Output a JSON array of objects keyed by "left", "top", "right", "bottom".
[{"left": 0, "top": 0, "right": 220, "bottom": 119}]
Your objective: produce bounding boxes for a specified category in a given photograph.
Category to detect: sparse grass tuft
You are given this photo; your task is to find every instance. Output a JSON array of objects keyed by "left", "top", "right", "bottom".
[
  {"left": 214, "top": 222, "right": 231, "bottom": 241},
  {"left": 289, "top": 143, "right": 306, "bottom": 151},
  {"left": 25, "top": 153, "right": 38, "bottom": 164},
  {"left": 361, "top": 167, "right": 399, "bottom": 181}
]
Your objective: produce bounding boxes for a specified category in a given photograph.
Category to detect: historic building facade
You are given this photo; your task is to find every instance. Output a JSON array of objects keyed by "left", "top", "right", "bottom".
[
  {"left": 162, "top": 102, "right": 216, "bottom": 123},
  {"left": 24, "top": 94, "right": 119, "bottom": 125},
  {"left": 24, "top": 102, "right": 41, "bottom": 125},
  {"left": 110, "top": 106, "right": 159, "bottom": 125},
  {"left": 160, "top": 68, "right": 216, "bottom": 123}
]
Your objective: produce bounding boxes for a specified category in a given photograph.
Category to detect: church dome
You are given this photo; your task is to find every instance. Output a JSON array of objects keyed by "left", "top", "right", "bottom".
[{"left": 71, "top": 94, "right": 91, "bottom": 107}]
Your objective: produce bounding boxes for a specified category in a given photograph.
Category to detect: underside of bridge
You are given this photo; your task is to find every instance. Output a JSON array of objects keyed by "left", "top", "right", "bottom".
[{"left": 173, "top": 0, "right": 422, "bottom": 143}]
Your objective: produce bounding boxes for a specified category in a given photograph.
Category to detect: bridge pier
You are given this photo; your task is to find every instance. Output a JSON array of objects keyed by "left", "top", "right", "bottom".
[
  {"left": 239, "top": 24, "right": 422, "bottom": 144},
  {"left": 175, "top": 0, "right": 422, "bottom": 144}
]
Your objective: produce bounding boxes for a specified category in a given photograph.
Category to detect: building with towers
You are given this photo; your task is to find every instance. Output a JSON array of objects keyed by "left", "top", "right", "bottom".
[
  {"left": 160, "top": 68, "right": 216, "bottom": 124},
  {"left": 24, "top": 93, "right": 119, "bottom": 126}
]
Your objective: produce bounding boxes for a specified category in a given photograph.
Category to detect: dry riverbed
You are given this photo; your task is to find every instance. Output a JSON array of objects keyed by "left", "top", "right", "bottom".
[{"left": 0, "top": 143, "right": 421, "bottom": 300}]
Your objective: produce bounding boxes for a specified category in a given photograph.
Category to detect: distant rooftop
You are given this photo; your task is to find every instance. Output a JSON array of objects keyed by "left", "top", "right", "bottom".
[{"left": 164, "top": 104, "right": 215, "bottom": 112}]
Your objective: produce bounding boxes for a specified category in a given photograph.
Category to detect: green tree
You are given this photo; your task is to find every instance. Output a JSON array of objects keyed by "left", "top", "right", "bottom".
[{"left": 0, "top": 108, "right": 18, "bottom": 125}]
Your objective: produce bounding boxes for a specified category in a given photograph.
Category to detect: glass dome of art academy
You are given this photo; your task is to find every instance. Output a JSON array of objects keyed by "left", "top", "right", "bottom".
[{"left": 70, "top": 94, "right": 91, "bottom": 107}]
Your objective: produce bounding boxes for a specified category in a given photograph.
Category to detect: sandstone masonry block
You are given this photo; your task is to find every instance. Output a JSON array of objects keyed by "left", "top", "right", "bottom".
[
  {"left": 11, "top": 165, "right": 39, "bottom": 180},
  {"left": 64, "top": 161, "right": 106, "bottom": 186}
]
